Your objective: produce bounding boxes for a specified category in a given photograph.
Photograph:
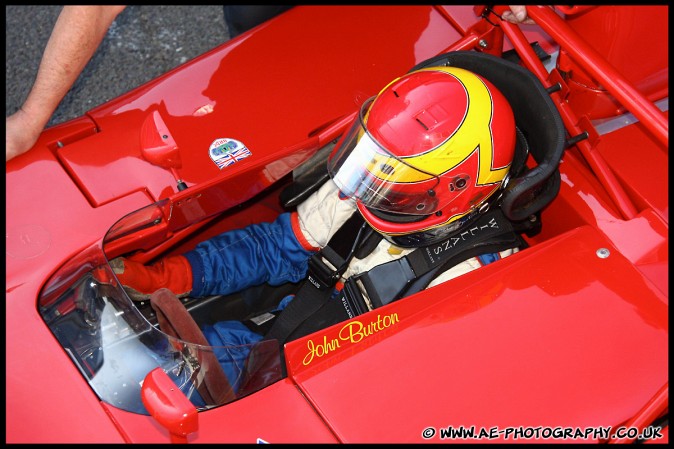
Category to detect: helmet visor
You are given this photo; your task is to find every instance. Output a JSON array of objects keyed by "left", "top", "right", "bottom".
[{"left": 328, "top": 98, "right": 465, "bottom": 216}]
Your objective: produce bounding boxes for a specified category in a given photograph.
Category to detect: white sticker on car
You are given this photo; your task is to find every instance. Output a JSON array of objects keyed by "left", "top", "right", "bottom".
[{"left": 209, "top": 138, "right": 252, "bottom": 170}]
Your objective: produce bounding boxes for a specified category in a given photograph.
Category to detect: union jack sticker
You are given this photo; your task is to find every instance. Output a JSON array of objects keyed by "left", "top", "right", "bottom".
[{"left": 208, "top": 138, "right": 252, "bottom": 170}]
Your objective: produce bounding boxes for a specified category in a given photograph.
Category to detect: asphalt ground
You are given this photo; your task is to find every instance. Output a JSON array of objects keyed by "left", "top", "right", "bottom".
[{"left": 5, "top": 5, "right": 230, "bottom": 128}]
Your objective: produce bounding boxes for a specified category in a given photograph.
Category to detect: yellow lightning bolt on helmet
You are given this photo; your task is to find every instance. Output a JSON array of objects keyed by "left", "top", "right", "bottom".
[{"left": 328, "top": 66, "right": 516, "bottom": 246}]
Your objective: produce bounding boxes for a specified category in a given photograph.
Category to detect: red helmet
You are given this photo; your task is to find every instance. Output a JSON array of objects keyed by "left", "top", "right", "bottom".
[{"left": 328, "top": 66, "right": 516, "bottom": 247}]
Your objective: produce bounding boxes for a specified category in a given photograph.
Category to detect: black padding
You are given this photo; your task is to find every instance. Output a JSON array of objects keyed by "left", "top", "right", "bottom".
[
  {"left": 280, "top": 169, "right": 329, "bottom": 209},
  {"left": 410, "top": 51, "right": 566, "bottom": 221}
]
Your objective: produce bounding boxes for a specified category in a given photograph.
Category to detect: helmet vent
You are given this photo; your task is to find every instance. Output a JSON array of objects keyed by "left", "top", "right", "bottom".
[
  {"left": 415, "top": 118, "right": 430, "bottom": 131},
  {"left": 449, "top": 175, "right": 469, "bottom": 192},
  {"left": 380, "top": 164, "right": 395, "bottom": 175}
]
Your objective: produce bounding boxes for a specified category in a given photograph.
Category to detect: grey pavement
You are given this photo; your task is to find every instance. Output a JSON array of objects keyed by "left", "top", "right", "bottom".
[{"left": 5, "top": 5, "right": 230, "bottom": 128}]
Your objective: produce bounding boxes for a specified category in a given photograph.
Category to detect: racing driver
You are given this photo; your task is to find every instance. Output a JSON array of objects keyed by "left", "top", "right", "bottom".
[{"left": 108, "top": 64, "right": 524, "bottom": 371}]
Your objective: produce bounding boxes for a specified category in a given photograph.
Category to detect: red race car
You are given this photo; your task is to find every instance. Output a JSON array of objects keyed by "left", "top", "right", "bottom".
[{"left": 6, "top": 5, "right": 668, "bottom": 444}]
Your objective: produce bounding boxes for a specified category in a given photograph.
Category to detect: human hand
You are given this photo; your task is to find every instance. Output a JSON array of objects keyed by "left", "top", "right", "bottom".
[
  {"left": 501, "top": 5, "right": 536, "bottom": 25},
  {"left": 6, "top": 109, "right": 43, "bottom": 162}
]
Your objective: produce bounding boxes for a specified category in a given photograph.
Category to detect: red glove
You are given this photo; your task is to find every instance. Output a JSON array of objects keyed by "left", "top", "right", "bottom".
[{"left": 109, "top": 255, "right": 193, "bottom": 301}]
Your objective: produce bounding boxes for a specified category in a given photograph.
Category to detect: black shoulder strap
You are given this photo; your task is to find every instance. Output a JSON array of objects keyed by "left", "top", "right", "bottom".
[
  {"left": 406, "top": 208, "right": 517, "bottom": 276},
  {"left": 343, "top": 208, "right": 522, "bottom": 310},
  {"left": 266, "top": 208, "right": 522, "bottom": 346},
  {"left": 263, "top": 212, "right": 369, "bottom": 345}
]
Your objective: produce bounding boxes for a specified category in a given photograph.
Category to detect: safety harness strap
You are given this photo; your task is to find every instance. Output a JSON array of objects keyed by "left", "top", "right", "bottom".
[
  {"left": 350, "top": 209, "right": 522, "bottom": 310},
  {"left": 406, "top": 208, "right": 515, "bottom": 274},
  {"left": 263, "top": 212, "right": 367, "bottom": 345},
  {"left": 262, "top": 276, "right": 334, "bottom": 346},
  {"left": 265, "top": 208, "right": 522, "bottom": 346}
]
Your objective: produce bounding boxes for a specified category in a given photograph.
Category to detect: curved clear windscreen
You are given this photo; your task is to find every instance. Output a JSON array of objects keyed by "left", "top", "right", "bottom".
[
  {"left": 327, "top": 97, "right": 469, "bottom": 216},
  {"left": 38, "top": 199, "right": 284, "bottom": 414},
  {"left": 39, "top": 262, "right": 282, "bottom": 413}
]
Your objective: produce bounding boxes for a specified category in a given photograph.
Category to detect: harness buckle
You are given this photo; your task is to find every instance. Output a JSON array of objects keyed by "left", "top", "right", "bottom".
[
  {"left": 356, "top": 257, "right": 417, "bottom": 309},
  {"left": 340, "top": 277, "right": 371, "bottom": 319},
  {"left": 339, "top": 257, "right": 417, "bottom": 320},
  {"left": 306, "top": 245, "right": 346, "bottom": 291}
]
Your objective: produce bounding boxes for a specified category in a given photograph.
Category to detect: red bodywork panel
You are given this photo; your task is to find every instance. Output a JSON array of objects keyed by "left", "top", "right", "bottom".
[
  {"left": 57, "top": 6, "right": 463, "bottom": 205},
  {"left": 6, "top": 5, "right": 668, "bottom": 444},
  {"left": 285, "top": 224, "right": 667, "bottom": 442}
]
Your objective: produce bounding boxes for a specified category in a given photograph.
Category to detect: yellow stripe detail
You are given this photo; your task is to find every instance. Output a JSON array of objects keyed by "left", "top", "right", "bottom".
[{"left": 367, "top": 67, "right": 508, "bottom": 186}]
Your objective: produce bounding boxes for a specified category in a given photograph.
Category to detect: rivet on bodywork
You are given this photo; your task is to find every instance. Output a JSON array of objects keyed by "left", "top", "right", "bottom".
[{"left": 596, "top": 248, "right": 610, "bottom": 258}]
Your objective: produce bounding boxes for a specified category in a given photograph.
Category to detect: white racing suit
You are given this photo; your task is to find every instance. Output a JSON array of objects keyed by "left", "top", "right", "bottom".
[{"left": 295, "top": 180, "right": 517, "bottom": 288}]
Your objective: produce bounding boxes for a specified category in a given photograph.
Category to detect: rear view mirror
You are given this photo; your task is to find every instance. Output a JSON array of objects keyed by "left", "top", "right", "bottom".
[{"left": 141, "top": 368, "right": 199, "bottom": 443}]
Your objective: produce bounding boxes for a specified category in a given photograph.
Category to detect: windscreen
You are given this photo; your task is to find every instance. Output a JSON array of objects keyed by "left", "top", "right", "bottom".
[{"left": 39, "top": 202, "right": 283, "bottom": 414}]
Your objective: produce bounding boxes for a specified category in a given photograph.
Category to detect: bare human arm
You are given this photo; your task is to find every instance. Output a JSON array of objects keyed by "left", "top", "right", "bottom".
[{"left": 6, "top": 5, "right": 126, "bottom": 162}]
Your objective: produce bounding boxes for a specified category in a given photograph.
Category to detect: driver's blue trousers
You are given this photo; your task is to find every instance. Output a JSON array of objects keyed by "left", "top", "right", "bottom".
[{"left": 182, "top": 212, "right": 314, "bottom": 388}]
